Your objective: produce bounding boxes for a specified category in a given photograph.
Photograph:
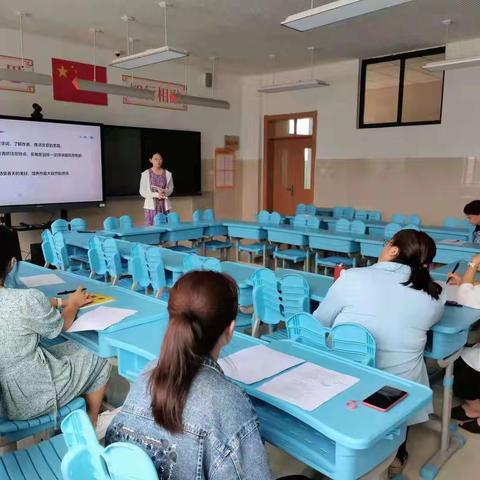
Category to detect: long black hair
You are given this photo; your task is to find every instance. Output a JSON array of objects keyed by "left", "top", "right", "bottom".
[
  {"left": 390, "top": 229, "right": 442, "bottom": 300},
  {"left": 0, "top": 226, "right": 18, "bottom": 285}
]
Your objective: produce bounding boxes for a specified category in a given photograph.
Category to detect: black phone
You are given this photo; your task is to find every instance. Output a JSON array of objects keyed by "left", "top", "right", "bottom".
[
  {"left": 362, "top": 386, "right": 408, "bottom": 412},
  {"left": 445, "top": 300, "right": 463, "bottom": 307}
]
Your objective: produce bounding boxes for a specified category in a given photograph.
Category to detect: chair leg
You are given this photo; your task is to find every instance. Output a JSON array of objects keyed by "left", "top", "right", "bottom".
[
  {"left": 111, "top": 276, "right": 118, "bottom": 286},
  {"left": 131, "top": 280, "right": 138, "bottom": 291},
  {"left": 252, "top": 315, "right": 261, "bottom": 338},
  {"left": 44, "top": 262, "right": 50, "bottom": 268},
  {"left": 282, "top": 258, "right": 286, "bottom": 268},
  {"left": 89, "top": 270, "right": 95, "bottom": 279},
  {"left": 155, "top": 288, "right": 164, "bottom": 299}
]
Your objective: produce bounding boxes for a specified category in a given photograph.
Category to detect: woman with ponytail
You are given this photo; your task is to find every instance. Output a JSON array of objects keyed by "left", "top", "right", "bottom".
[
  {"left": 313, "top": 229, "right": 445, "bottom": 475},
  {"left": 106, "top": 271, "right": 278, "bottom": 479}
]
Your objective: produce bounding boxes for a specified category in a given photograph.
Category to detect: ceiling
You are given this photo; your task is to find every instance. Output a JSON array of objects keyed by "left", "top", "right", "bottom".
[{"left": 1, "top": 0, "right": 480, "bottom": 73}]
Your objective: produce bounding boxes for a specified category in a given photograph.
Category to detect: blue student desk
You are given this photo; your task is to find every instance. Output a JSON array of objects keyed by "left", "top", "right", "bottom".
[
  {"left": 434, "top": 241, "right": 479, "bottom": 264},
  {"left": 159, "top": 222, "right": 205, "bottom": 243},
  {"left": 431, "top": 260, "right": 480, "bottom": 283},
  {"left": 307, "top": 229, "right": 364, "bottom": 255},
  {"left": 221, "top": 261, "right": 263, "bottom": 306},
  {"left": 16, "top": 262, "right": 167, "bottom": 358},
  {"left": 223, "top": 220, "right": 269, "bottom": 262},
  {"left": 96, "top": 225, "right": 167, "bottom": 244},
  {"left": 104, "top": 324, "right": 431, "bottom": 480}
]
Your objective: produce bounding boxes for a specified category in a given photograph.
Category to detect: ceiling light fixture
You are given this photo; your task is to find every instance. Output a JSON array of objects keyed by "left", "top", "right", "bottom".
[
  {"left": 73, "top": 27, "right": 155, "bottom": 100},
  {"left": 282, "top": 0, "right": 415, "bottom": 31},
  {"left": 110, "top": 2, "right": 187, "bottom": 69},
  {"left": 0, "top": 11, "right": 52, "bottom": 85},
  {"left": 258, "top": 46, "right": 329, "bottom": 93},
  {"left": 423, "top": 20, "right": 480, "bottom": 72},
  {"left": 173, "top": 56, "right": 230, "bottom": 109}
]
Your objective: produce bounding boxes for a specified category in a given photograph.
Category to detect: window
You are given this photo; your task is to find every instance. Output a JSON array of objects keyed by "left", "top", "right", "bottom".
[
  {"left": 304, "top": 148, "right": 312, "bottom": 189},
  {"left": 215, "top": 148, "right": 235, "bottom": 188},
  {"left": 359, "top": 47, "right": 445, "bottom": 128}
]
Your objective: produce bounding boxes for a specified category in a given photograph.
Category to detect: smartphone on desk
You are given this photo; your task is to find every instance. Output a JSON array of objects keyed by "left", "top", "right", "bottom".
[{"left": 362, "top": 386, "right": 408, "bottom": 412}]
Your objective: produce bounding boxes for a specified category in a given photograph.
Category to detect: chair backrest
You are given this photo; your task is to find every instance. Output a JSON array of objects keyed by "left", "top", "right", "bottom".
[
  {"left": 51, "top": 219, "right": 69, "bottom": 234},
  {"left": 130, "top": 244, "right": 151, "bottom": 290},
  {"left": 269, "top": 211, "right": 282, "bottom": 225},
  {"left": 102, "top": 238, "right": 123, "bottom": 278},
  {"left": 52, "top": 232, "right": 70, "bottom": 270},
  {"left": 256, "top": 210, "right": 270, "bottom": 223},
  {"left": 391, "top": 214, "right": 405, "bottom": 224},
  {"left": 286, "top": 313, "right": 376, "bottom": 367},
  {"left": 351, "top": 220, "right": 366, "bottom": 234},
  {"left": 41, "top": 230, "right": 57, "bottom": 267},
  {"left": 367, "top": 211, "right": 382, "bottom": 221},
  {"left": 103, "top": 216, "right": 119, "bottom": 231},
  {"left": 69, "top": 218, "right": 87, "bottom": 232},
  {"left": 305, "top": 204, "right": 317, "bottom": 215},
  {"left": 354, "top": 210, "right": 368, "bottom": 221},
  {"left": 87, "top": 236, "right": 107, "bottom": 276},
  {"left": 278, "top": 274, "right": 310, "bottom": 317},
  {"left": 343, "top": 207, "right": 355, "bottom": 220},
  {"left": 335, "top": 218, "right": 351, "bottom": 233},
  {"left": 119, "top": 215, "right": 133, "bottom": 230},
  {"left": 192, "top": 210, "right": 202, "bottom": 223},
  {"left": 333, "top": 206, "right": 344, "bottom": 219},
  {"left": 167, "top": 212, "right": 180, "bottom": 225},
  {"left": 384, "top": 222, "right": 402, "bottom": 240},
  {"left": 145, "top": 247, "right": 166, "bottom": 292},
  {"left": 406, "top": 214, "right": 421, "bottom": 226},
  {"left": 154, "top": 213, "right": 167, "bottom": 225},
  {"left": 306, "top": 215, "right": 320, "bottom": 229},
  {"left": 61, "top": 410, "right": 158, "bottom": 480},
  {"left": 295, "top": 203, "right": 306, "bottom": 215},
  {"left": 293, "top": 215, "right": 308, "bottom": 228},
  {"left": 203, "top": 209, "right": 215, "bottom": 222},
  {"left": 443, "top": 216, "right": 459, "bottom": 228},
  {"left": 402, "top": 224, "right": 420, "bottom": 231}
]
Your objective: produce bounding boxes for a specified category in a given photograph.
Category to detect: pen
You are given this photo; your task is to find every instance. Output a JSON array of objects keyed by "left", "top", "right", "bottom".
[
  {"left": 57, "top": 288, "right": 86, "bottom": 295},
  {"left": 447, "top": 262, "right": 460, "bottom": 284}
]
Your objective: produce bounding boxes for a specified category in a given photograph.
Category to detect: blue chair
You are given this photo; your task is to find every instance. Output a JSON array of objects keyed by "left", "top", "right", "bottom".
[
  {"left": 367, "top": 211, "right": 382, "bottom": 221},
  {"left": 354, "top": 210, "right": 368, "bottom": 221},
  {"left": 103, "top": 216, "right": 119, "bottom": 231},
  {"left": 343, "top": 207, "right": 355, "bottom": 220},
  {"left": 167, "top": 212, "right": 180, "bottom": 225},
  {"left": 306, "top": 216, "right": 320, "bottom": 229},
  {"left": 183, "top": 254, "right": 222, "bottom": 273},
  {"left": 119, "top": 215, "right": 133, "bottom": 230},
  {"left": 295, "top": 203, "right": 306, "bottom": 215},
  {"left": 406, "top": 214, "right": 421, "bottom": 226},
  {"left": 153, "top": 213, "right": 167, "bottom": 225},
  {"left": 130, "top": 244, "right": 152, "bottom": 294},
  {"left": 256, "top": 210, "right": 270, "bottom": 223},
  {"left": 192, "top": 209, "right": 202, "bottom": 223},
  {"left": 51, "top": 219, "right": 69, "bottom": 234},
  {"left": 384, "top": 222, "right": 402, "bottom": 240},
  {"left": 333, "top": 206, "right": 344, "bottom": 219},
  {"left": 103, "top": 238, "right": 129, "bottom": 286},
  {"left": 402, "top": 224, "right": 420, "bottom": 231},
  {"left": 443, "top": 216, "right": 471, "bottom": 229},
  {"left": 0, "top": 397, "right": 86, "bottom": 450},
  {"left": 391, "top": 214, "right": 406, "bottom": 224},
  {"left": 145, "top": 247, "right": 167, "bottom": 298},
  {"left": 305, "top": 204, "right": 317, "bottom": 215},
  {"left": 203, "top": 209, "right": 215, "bottom": 222},
  {"left": 286, "top": 313, "right": 376, "bottom": 367},
  {"left": 41, "top": 230, "right": 57, "bottom": 268},
  {"left": 87, "top": 236, "right": 108, "bottom": 281},
  {"left": 52, "top": 232, "right": 71, "bottom": 271},
  {"left": 69, "top": 218, "right": 87, "bottom": 232},
  {"left": 273, "top": 215, "right": 309, "bottom": 270},
  {"left": 351, "top": 220, "right": 366, "bottom": 234}
]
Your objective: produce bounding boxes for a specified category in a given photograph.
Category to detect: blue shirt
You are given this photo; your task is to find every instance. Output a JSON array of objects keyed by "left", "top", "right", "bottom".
[
  {"left": 313, "top": 262, "right": 445, "bottom": 423},
  {"left": 106, "top": 358, "right": 273, "bottom": 480}
]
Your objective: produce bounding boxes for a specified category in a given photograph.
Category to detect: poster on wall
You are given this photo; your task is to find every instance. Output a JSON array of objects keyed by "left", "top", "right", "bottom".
[
  {"left": 122, "top": 75, "right": 187, "bottom": 110},
  {"left": 215, "top": 148, "right": 235, "bottom": 189},
  {"left": 224, "top": 135, "right": 240, "bottom": 151},
  {"left": 0, "top": 55, "right": 35, "bottom": 93}
]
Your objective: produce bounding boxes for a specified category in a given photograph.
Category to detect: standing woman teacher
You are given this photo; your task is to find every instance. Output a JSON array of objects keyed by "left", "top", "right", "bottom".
[{"left": 140, "top": 152, "right": 174, "bottom": 225}]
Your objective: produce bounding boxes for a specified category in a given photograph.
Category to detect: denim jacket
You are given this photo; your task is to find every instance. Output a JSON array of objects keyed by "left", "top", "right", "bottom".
[{"left": 106, "top": 358, "right": 273, "bottom": 480}]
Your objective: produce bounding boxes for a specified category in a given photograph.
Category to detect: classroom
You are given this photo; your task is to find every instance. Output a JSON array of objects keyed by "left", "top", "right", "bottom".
[{"left": 1, "top": 1, "right": 480, "bottom": 479}]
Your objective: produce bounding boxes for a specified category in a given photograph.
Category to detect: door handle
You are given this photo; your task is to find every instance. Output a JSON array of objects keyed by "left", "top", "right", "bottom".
[{"left": 287, "top": 185, "right": 294, "bottom": 196}]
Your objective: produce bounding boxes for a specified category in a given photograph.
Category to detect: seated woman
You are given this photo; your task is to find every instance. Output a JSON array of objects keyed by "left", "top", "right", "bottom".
[
  {"left": 0, "top": 226, "right": 111, "bottom": 425},
  {"left": 447, "top": 254, "right": 480, "bottom": 433},
  {"left": 313, "top": 229, "right": 445, "bottom": 475},
  {"left": 106, "top": 271, "right": 307, "bottom": 479}
]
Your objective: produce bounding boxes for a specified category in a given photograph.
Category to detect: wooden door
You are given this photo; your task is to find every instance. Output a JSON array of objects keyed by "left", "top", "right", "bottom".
[{"left": 272, "top": 137, "right": 314, "bottom": 215}]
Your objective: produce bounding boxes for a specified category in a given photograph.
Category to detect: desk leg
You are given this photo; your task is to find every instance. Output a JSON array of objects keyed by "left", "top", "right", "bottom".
[
  {"left": 263, "top": 243, "right": 266, "bottom": 267},
  {"left": 421, "top": 351, "right": 465, "bottom": 480},
  {"left": 236, "top": 239, "right": 240, "bottom": 262}
]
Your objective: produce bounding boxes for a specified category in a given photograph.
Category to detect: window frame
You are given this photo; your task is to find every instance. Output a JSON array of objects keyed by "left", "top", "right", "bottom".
[{"left": 358, "top": 46, "right": 446, "bottom": 129}]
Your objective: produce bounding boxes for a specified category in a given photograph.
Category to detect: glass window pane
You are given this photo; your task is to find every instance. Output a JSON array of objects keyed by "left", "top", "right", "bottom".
[
  {"left": 402, "top": 53, "right": 444, "bottom": 123},
  {"left": 304, "top": 148, "right": 312, "bottom": 190},
  {"left": 296, "top": 117, "right": 313, "bottom": 135},
  {"left": 363, "top": 60, "right": 401, "bottom": 124},
  {"left": 288, "top": 119, "right": 295, "bottom": 135}
]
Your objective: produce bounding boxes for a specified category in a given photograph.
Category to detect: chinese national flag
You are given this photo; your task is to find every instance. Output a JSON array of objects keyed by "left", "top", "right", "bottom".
[{"left": 51, "top": 57, "right": 108, "bottom": 106}]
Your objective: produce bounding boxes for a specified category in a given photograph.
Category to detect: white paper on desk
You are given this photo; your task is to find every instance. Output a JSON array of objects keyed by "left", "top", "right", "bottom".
[
  {"left": 438, "top": 281, "right": 460, "bottom": 302},
  {"left": 257, "top": 362, "right": 359, "bottom": 411},
  {"left": 437, "top": 239, "right": 466, "bottom": 245},
  {"left": 19, "top": 274, "right": 65, "bottom": 288},
  {"left": 218, "top": 345, "right": 304, "bottom": 385},
  {"left": 67, "top": 306, "right": 137, "bottom": 333}
]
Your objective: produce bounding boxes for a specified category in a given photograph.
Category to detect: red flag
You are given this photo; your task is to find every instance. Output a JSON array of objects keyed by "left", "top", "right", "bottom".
[{"left": 51, "top": 57, "right": 108, "bottom": 106}]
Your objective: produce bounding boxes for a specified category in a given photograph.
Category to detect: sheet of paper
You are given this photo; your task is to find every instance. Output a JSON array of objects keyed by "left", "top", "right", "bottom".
[
  {"left": 437, "top": 239, "right": 466, "bottom": 245},
  {"left": 438, "top": 281, "right": 460, "bottom": 302},
  {"left": 67, "top": 306, "right": 137, "bottom": 333},
  {"left": 20, "top": 274, "right": 65, "bottom": 288},
  {"left": 218, "top": 345, "right": 304, "bottom": 385},
  {"left": 257, "top": 362, "right": 360, "bottom": 411}
]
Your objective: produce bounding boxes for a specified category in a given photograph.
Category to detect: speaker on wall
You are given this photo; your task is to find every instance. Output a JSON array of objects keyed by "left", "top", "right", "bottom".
[{"left": 204, "top": 72, "right": 213, "bottom": 88}]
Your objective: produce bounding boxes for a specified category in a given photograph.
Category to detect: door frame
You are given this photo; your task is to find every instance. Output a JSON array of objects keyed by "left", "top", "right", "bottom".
[{"left": 262, "top": 111, "right": 317, "bottom": 212}]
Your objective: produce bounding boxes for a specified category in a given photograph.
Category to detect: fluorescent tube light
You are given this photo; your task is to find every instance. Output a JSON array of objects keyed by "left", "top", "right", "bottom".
[
  {"left": 423, "top": 56, "right": 480, "bottom": 72},
  {"left": 282, "top": 0, "right": 415, "bottom": 31},
  {"left": 173, "top": 93, "right": 230, "bottom": 109},
  {"left": 0, "top": 68, "right": 52, "bottom": 85},
  {"left": 257, "top": 79, "right": 329, "bottom": 93},
  {"left": 110, "top": 46, "right": 188, "bottom": 69},
  {"left": 73, "top": 78, "right": 155, "bottom": 100}
]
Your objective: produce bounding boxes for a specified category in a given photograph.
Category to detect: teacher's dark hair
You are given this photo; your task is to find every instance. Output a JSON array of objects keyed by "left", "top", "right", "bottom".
[
  {"left": 0, "top": 226, "right": 17, "bottom": 284},
  {"left": 390, "top": 229, "right": 442, "bottom": 300},
  {"left": 149, "top": 270, "right": 238, "bottom": 433}
]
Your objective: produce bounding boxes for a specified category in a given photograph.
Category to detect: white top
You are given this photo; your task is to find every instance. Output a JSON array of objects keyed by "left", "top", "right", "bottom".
[
  {"left": 455, "top": 283, "right": 480, "bottom": 371},
  {"left": 139, "top": 169, "right": 174, "bottom": 211},
  {"left": 313, "top": 262, "right": 445, "bottom": 424}
]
